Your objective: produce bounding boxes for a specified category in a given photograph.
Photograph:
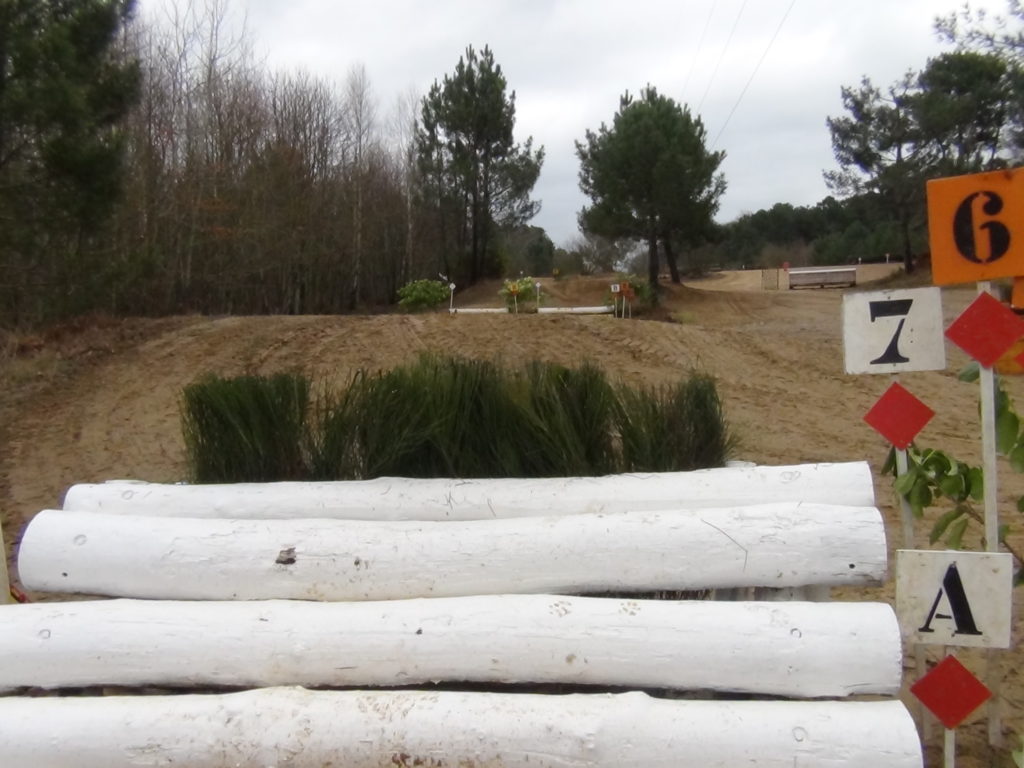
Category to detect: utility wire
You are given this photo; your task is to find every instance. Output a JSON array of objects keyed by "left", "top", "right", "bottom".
[
  {"left": 697, "top": 0, "right": 749, "bottom": 114},
  {"left": 681, "top": 1, "right": 717, "bottom": 104},
  {"left": 712, "top": 0, "right": 798, "bottom": 149}
]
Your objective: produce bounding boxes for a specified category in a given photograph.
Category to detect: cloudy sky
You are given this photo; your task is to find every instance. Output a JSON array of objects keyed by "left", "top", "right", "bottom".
[{"left": 141, "top": 0, "right": 1005, "bottom": 246}]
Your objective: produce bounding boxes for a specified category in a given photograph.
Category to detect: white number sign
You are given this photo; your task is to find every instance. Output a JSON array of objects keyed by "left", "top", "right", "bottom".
[
  {"left": 896, "top": 550, "right": 1013, "bottom": 649},
  {"left": 610, "top": 284, "right": 621, "bottom": 294},
  {"left": 842, "top": 287, "right": 946, "bottom": 374}
]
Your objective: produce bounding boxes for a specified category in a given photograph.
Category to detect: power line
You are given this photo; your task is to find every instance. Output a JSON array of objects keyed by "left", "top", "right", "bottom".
[
  {"left": 697, "top": 0, "right": 749, "bottom": 114},
  {"left": 712, "top": 0, "right": 798, "bottom": 149},
  {"left": 681, "top": 1, "right": 717, "bottom": 104}
]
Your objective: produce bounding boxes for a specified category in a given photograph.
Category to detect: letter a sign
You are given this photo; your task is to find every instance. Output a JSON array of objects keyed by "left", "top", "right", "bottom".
[
  {"left": 927, "top": 167, "right": 1024, "bottom": 285},
  {"left": 896, "top": 550, "right": 1013, "bottom": 649}
]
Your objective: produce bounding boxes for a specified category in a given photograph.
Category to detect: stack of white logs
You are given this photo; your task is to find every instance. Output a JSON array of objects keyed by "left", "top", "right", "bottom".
[{"left": 0, "top": 461, "right": 923, "bottom": 767}]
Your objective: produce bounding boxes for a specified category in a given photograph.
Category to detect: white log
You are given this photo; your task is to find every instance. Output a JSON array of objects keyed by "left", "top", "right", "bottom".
[
  {"left": 537, "top": 305, "right": 614, "bottom": 314},
  {"left": 19, "top": 504, "right": 887, "bottom": 600},
  {"left": 0, "top": 687, "right": 923, "bottom": 768},
  {"left": 60, "top": 461, "right": 875, "bottom": 519},
  {"left": 0, "top": 596, "right": 902, "bottom": 696},
  {"left": 448, "top": 307, "right": 507, "bottom": 314}
]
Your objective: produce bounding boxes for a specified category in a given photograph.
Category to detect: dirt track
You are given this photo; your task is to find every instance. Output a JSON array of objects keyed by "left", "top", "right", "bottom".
[{"left": 1, "top": 270, "right": 1021, "bottom": 766}]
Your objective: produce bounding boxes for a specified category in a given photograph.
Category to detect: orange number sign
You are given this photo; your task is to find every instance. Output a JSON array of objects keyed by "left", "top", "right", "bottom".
[{"left": 927, "top": 167, "right": 1024, "bottom": 285}]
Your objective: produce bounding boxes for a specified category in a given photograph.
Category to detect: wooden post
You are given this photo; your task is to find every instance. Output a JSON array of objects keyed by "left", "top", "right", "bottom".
[
  {"left": 0, "top": 517, "right": 10, "bottom": 605},
  {"left": 894, "top": 444, "right": 932, "bottom": 741}
]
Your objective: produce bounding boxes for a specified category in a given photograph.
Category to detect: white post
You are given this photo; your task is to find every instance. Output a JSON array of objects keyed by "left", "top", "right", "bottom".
[
  {"left": 894, "top": 449, "right": 916, "bottom": 548},
  {"left": 977, "top": 281, "right": 1003, "bottom": 749},
  {"left": 894, "top": 445, "right": 931, "bottom": 740},
  {"left": 0, "top": 518, "right": 10, "bottom": 604}
]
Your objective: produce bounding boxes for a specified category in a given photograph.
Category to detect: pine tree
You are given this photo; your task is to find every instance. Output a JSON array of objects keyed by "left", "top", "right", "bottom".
[
  {"left": 0, "top": 0, "right": 140, "bottom": 324},
  {"left": 416, "top": 45, "right": 543, "bottom": 285},
  {"left": 576, "top": 86, "right": 725, "bottom": 289}
]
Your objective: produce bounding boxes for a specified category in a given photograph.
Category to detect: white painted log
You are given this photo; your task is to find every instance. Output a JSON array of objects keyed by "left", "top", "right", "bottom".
[
  {"left": 0, "top": 596, "right": 902, "bottom": 696},
  {"left": 20, "top": 503, "right": 887, "bottom": 600},
  {"left": 537, "top": 305, "right": 615, "bottom": 314},
  {"left": 0, "top": 687, "right": 924, "bottom": 768},
  {"left": 448, "top": 306, "right": 507, "bottom": 314},
  {"left": 61, "top": 461, "right": 875, "bottom": 519}
]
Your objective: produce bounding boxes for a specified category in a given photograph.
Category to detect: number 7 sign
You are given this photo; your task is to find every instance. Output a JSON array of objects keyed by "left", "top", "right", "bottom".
[{"left": 843, "top": 287, "right": 946, "bottom": 374}]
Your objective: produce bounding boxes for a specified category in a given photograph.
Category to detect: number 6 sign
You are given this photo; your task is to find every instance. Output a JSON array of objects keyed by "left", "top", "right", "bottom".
[{"left": 843, "top": 287, "right": 946, "bottom": 374}]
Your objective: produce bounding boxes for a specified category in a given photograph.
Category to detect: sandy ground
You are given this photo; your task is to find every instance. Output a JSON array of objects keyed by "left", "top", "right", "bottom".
[{"left": 1, "top": 267, "right": 1021, "bottom": 766}]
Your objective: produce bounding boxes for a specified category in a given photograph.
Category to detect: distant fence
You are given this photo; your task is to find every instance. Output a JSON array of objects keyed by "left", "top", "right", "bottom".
[{"left": 788, "top": 266, "right": 858, "bottom": 289}]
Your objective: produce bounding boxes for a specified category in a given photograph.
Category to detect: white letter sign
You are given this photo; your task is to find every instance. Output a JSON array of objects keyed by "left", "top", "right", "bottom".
[
  {"left": 843, "top": 287, "right": 946, "bottom": 374},
  {"left": 896, "top": 550, "right": 1013, "bottom": 649}
]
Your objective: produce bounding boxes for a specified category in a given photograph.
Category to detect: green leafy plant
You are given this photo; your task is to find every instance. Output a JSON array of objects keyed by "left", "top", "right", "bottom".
[
  {"left": 888, "top": 362, "right": 1023, "bottom": 581},
  {"left": 397, "top": 279, "right": 450, "bottom": 312},
  {"left": 499, "top": 277, "right": 540, "bottom": 311}
]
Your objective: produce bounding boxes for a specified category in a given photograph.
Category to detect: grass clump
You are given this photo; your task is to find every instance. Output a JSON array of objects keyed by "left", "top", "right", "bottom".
[
  {"left": 182, "top": 356, "right": 734, "bottom": 482},
  {"left": 181, "top": 372, "right": 310, "bottom": 483}
]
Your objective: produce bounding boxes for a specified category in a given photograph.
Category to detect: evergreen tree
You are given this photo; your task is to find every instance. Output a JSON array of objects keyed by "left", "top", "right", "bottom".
[
  {"left": 575, "top": 86, "right": 725, "bottom": 290},
  {"left": 416, "top": 45, "right": 543, "bottom": 285},
  {"left": 826, "top": 50, "right": 1019, "bottom": 273},
  {"left": 0, "top": 0, "right": 140, "bottom": 324}
]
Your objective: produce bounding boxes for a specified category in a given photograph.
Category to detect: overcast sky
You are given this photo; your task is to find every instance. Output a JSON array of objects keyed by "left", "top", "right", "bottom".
[{"left": 142, "top": 0, "right": 1005, "bottom": 246}]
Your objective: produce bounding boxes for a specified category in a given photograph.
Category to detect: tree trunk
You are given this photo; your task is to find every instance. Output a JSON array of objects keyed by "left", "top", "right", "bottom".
[
  {"left": 662, "top": 235, "right": 681, "bottom": 283},
  {"left": 899, "top": 204, "right": 915, "bottom": 275},
  {"left": 646, "top": 226, "right": 659, "bottom": 291}
]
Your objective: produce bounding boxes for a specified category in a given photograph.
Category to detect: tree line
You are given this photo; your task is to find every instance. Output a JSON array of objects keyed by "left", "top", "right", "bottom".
[
  {"left": 0, "top": 1, "right": 546, "bottom": 326},
  {"left": 706, "top": 4, "right": 1024, "bottom": 274},
  {"left": 5, "top": 1, "right": 1024, "bottom": 327}
]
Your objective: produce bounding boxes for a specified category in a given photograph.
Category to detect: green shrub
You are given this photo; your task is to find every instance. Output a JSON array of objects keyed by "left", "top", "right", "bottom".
[
  {"left": 397, "top": 279, "right": 450, "bottom": 312},
  {"left": 499, "top": 277, "right": 540, "bottom": 312},
  {"left": 181, "top": 372, "right": 310, "bottom": 483},
  {"left": 617, "top": 374, "right": 734, "bottom": 472},
  {"left": 608, "top": 275, "right": 657, "bottom": 314},
  {"left": 181, "top": 357, "right": 733, "bottom": 482}
]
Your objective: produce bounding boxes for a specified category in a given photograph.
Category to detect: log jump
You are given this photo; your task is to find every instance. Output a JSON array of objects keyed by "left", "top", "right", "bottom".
[{"left": 0, "top": 461, "right": 923, "bottom": 767}]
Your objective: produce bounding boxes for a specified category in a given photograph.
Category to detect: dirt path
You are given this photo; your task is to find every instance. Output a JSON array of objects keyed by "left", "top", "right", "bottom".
[{"left": 1, "top": 273, "right": 1021, "bottom": 766}]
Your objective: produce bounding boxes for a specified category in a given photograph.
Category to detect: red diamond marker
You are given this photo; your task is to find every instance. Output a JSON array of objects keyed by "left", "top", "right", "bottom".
[
  {"left": 864, "top": 382, "right": 935, "bottom": 449},
  {"left": 911, "top": 655, "right": 992, "bottom": 729},
  {"left": 946, "top": 292, "right": 1024, "bottom": 368}
]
